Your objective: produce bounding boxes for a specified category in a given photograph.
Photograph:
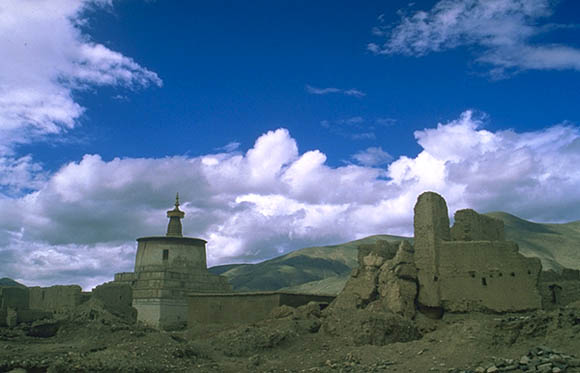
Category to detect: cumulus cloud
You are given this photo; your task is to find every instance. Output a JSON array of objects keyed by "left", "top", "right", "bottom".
[
  {"left": 2, "top": 117, "right": 580, "bottom": 289},
  {"left": 306, "top": 84, "right": 366, "bottom": 97},
  {"left": 0, "top": 0, "right": 161, "bottom": 154},
  {"left": 369, "top": 0, "right": 580, "bottom": 76},
  {"left": 0, "top": 155, "right": 47, "bottom": 195}
]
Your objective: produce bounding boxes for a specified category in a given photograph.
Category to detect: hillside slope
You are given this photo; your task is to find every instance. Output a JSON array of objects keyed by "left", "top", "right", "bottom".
[
  {"left": 209, "top": 234, "right": 409, "bottom": 292},
  {"left": 485, "top": 212, "right": 580, "bottom": 272},
  {"left": 210, "top": 213, "right": 580, "bottom": 294},
  {"left": 0, "top": 278, "right": 26, "bottom": 288}
]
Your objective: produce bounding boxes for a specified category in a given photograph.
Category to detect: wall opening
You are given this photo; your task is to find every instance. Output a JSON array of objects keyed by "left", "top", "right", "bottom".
[
  {"left": 510, "top": 272, "right": 515, "bottom": 277},
  {"left": 549, "top": 284, "right": 562, "bottom": 304},
  {"left": 162, "top": 249, "right": 169, "bottom": 261},
  {"left": 433, "top": 276, "right": 439, "bottom": 282},
  {"left": 481, "top": 277, "right": 487, "bottom": 286}
]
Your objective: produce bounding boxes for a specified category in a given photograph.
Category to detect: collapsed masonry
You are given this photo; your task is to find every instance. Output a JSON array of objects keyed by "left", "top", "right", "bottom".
[{"left": 329, "top": 191, "right": 546, "bottom": 324}]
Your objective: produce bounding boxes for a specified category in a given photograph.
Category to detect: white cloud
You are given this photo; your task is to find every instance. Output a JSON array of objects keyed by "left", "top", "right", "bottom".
[
  {"left": 306, "top": 84, "right": 366, "bottom": 97},
  {"left": 352, "top": 147, "right": 393, "bottom": 167},
  {"left": 306, "top": 85, "right": 341, "bottom": 95},
  {"left": 369, "top": 0, "right": 580, "bottom": 75},
  {"left": 1, "top": 115, "right": 580, "bottom": 289},
  {"left": 0, "top": 155, "right": 47, "bottom": 195},
  {"left": 0, "top": 0, "right": 161, "bottom": 153},
  {"left": 343, "top": 89, "right": 366, "bottom": 98},
  {"left": 216, "top": 141, "right": 241, "bottom": 153}
]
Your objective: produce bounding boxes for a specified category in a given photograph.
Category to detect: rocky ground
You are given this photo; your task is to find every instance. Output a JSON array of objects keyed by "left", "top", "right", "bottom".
[{"left": 1, "top": 299, "right": 580, "bottom": 373}]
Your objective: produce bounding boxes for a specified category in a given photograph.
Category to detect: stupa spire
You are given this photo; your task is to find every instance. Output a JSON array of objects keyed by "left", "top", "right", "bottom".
[{"left": 166, "top": 193, "right": 185, "bottom": 237}]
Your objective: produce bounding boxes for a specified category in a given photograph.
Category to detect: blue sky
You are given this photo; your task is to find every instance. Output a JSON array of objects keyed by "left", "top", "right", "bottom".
[{"left": 1, "top": 0, "right": 580, "bottom": 289}]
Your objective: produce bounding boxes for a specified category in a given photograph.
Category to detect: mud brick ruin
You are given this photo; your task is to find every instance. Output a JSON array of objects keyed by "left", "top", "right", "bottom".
[
  {"left": 414, "top": 191, "right": 542, "bottom": 313},
  {"left": 328, "top": 191, "right": 579, "bottom": 325},
  {"left": 2, "top": 191, "right": 580, "bottom": 330}
]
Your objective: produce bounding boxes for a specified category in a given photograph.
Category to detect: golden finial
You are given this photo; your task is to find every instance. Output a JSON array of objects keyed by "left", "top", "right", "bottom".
[{"left": 167, "top": 193, "right": 184, "bottom": 237}]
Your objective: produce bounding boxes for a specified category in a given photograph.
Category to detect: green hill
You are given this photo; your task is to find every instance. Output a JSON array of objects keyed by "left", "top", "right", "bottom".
[
  {"left": 0, "top": 278, "right": 26, "bottom": 288},
  {"left": 209, "top": 234, "right": 409, "bottom": 293},
  {"left": 210, "top": 213, "right": 580, "bottom": 295},
  {"left": 485, "top": 212, "right": 580, "bottom": 272}
]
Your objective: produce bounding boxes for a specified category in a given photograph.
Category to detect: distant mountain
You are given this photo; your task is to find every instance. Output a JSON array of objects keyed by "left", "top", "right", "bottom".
[
  {"left": 485, "top": 212, "right": 580, "bottom": 272},
  {"left": 209, "top": 234, "right": 409, "bottom": 293},
  {"left": 210, "top": 213, "right": 580, "bottom": 295},
  {"left": 0, "top": 278, "right": 26, "bottom": 288}
]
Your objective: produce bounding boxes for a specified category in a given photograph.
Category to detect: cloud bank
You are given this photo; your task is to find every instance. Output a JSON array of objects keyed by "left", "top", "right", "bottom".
[
  {"left": 369, "top": 0, "right": 580, "bottom": 76},
  {"left": 0, "top": 0, "right": 161, "bottom": 154},
  {"left": 2, "top": 114, "right": 580, "bottom": 289}
]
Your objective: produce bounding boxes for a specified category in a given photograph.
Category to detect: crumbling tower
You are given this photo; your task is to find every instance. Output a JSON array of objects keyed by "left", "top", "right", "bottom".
[
  {"left": 115, "top": 195, "right": 231, "bottom": 329},
  {"left": 413, "top": 192, "right": 450, "bottom": 309},
  {"left": 413, "top": 191, "right": 542, "bottom": 313}
]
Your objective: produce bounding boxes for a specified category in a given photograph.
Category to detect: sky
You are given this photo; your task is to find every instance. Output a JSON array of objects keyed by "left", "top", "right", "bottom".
[{"left": 1, "top": 0, "right": 580, "bottom": 290}]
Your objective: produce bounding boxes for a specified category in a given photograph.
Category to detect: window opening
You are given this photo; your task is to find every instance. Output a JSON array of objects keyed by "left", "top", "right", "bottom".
[{"left": 163, "top": 249, "right": 169, "bottom": 261}]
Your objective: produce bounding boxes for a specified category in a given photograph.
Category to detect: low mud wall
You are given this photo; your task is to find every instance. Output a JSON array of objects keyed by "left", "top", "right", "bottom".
[{"left": 188, "top": 292, "right": 335, "bottom": 325}]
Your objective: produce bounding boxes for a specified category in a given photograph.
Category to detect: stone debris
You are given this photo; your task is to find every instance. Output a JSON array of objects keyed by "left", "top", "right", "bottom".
[{"left": 454, "top": 346, "right": 580, "bottom": 373}]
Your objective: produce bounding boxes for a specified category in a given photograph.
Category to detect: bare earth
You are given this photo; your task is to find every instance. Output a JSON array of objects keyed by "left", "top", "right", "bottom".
[{"left": 1, "top": 301, "right": 579, "bottom": 373}]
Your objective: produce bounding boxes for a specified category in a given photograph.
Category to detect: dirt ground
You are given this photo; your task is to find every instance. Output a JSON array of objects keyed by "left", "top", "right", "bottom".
[{"left": 1, "top": 302, "right": 579, "bottom": 373}]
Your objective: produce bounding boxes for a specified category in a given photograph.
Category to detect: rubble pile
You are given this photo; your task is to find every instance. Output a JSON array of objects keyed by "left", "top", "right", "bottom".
[{"left": 462, "top": 346, "right": 580, "bottom": 373}]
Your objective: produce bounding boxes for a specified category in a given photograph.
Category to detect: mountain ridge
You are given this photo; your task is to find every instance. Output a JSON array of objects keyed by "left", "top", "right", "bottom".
[{"left": 210, "top": 212, "right": 580, "bottom": 294}]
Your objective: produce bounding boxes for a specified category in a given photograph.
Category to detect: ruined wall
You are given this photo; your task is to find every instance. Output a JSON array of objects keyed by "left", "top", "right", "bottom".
[
  {"left": 0, "top": 287, "right": 29, "bottom": 312},
  {"left": 92, "top": 283, "right": 136, "bottom": 321},
  {"left": 539, "top": 269, "right": 580, "bottom": 309},
  {"left": 437, "top": 241, "right": 542, "bottom": 312},
  {"left": 3, "top": 283, "right": 136, "bottom": 327},
  {"left": 413, "top": 192, "right": 450, "bottom": 308},
  {"left": 28, "top": 285, "right": 86, "bottom": 313},
  {"left": 377, "top": 241, "right": 418, "bottom": 319},
  {"left": 357, "top": 240, "right": 399, "bottom": 266},
  {"left": 412, "top": 191, "right": 542, "bottom": 313},
  {"left": 0, "top": 287, "right": 30, "bottom": 327},
  {"left": 450, "top": 209, "right": 505, "bottom": 241},
  {"left": 188, "top": 292, "right": 335, "bottom": 325},
  {"left": 328, "top": 240, "right": 417, "bottom": 320}
]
